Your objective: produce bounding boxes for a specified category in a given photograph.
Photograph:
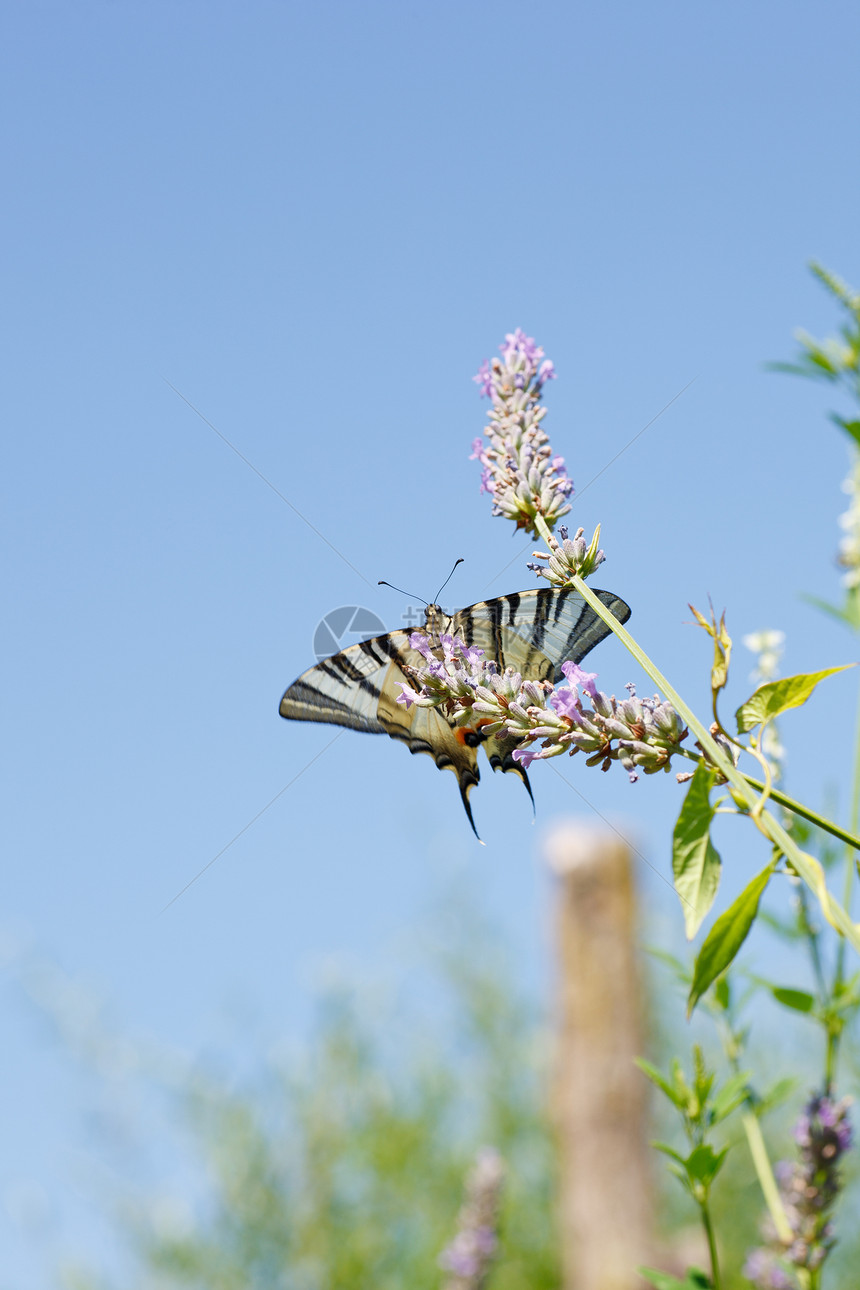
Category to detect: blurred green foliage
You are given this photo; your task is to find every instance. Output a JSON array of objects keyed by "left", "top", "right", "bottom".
[
  {"left": 59, "top": 907, "right": 560, "bottom": 1290},
  {"left": 34, "top": 890, "right": 857, "bottom": 1290}
]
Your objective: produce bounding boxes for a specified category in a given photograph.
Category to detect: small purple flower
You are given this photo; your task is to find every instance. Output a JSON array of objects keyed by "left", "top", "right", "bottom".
[
  {"left": 396, "top": 683, "right": 421, "bottom": 709},
  {"left": 512, "top": 746, "right": 542, "bottom": 768},
  {"left": 561, "top": 660, "right": 600, "bottom": 700},
  {"left": 472, "top": 360, "right": 494, "bottom": 399},
  {"left": 458, "top": 642, "right": 485, "bottom": 668},
  {"left": 549, "top": 687, "right": 585, "bottom": 723},
  {"left": 409, "top": 631, "right": 433, "bottom": 658}
]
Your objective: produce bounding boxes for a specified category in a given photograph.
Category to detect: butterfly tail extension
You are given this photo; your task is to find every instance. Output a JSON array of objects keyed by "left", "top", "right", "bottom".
[
  {"left": 484, "top": 734, "right": 535, "bottom": 815},
  {"left": 457, "top": 774, "right": 482, "bottom": 841}
]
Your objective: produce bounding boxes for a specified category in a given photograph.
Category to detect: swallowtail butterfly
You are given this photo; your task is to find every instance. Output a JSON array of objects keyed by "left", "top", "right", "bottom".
[{"left": 280, "top": 587, "right": 631, "bottom": 834}]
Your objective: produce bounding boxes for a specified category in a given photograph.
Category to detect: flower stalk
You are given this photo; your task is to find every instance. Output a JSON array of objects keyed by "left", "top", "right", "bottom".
[{"left": 530, "top": 518, "right": 860, "bottom": 957}]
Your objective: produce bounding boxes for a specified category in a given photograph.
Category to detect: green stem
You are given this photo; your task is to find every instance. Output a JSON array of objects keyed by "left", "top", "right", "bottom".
[
  {"left": 534, "top": 522, "right": 860, "bottom": 956},
  {"left": 742, "top": 1111, "right": 793, "bottom": 1244},
  {"left": 743, "top": 776, "right": 860, "bottom": 854},
  {"left": 677, "top": 748, "right": 860, "bottom": 852},
  {"left": 835, "top": 671, "right": 860, "bottom": 986},
  {"left": 797, "top": 885, "right": 828, "bottom": 1002},
  {"left": 825, "top": 1026, "right": 838, "bottom": 1095},
  {"left": 699, "top": 1198, "right": 722, "bottom": 1290}
]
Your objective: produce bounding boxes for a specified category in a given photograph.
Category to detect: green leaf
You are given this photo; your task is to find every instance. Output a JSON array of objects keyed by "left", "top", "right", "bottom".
[
  {"left": 635, "top": 1059, "right": 684, "bottom": 1108},
  {"left": 832, "top": 415, "right": 860, "bottom": 448},
  {"left": 831, "top": 973, "right": 860, "bottom": 1014},
  {"left": 771, "top": 986, "right": 816, "bottom": 1014},
  {"left": 652, "top": 1140, "right": 688, "bottom": 1167},
  {"left": 686, "top": 1143, "right": 728, "bottom": 1187},
  {"left": 639, "top": 1266, "right": 711, "bottom": 1290},
  {"left": 799, "top": 592, "right": 860, "bottom": 629},
  {"left": 710, "top": 1070, "right": 752, "bottom": 1124},
  {"left": 712, "top": 975, "right": 730, "bottom": 1011},
  {"left": 735, "top": 667, "right": 853, "bottom": 733},
  {"left": 687, "top": 864, "right": 773, "bottom": 1016},
  {"left": 643, "top": 945, "right": 691, "bottom": 983},
  {"left": 673, "top": 764, "right": 722, "bottom": 939},
  {"left": 758, "top": 1076, "right": 796, "bottom": 1116},
  {"left": 689, "top": 603, "right": 732, "bottom": 692}
]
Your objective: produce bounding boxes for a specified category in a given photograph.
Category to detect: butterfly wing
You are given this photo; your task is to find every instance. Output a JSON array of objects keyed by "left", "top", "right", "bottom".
[
  {"left": 279, "top": 587, "right": 631, "bottom": 836},
  {"left": 279, "top": 631, "right": 485, "bottom": 834},
  {"left": 448, "top": 586, "right": 631, "bottom": 802},
  {"left": 452, "top": 587, "right": 631, "bottom": 683}
]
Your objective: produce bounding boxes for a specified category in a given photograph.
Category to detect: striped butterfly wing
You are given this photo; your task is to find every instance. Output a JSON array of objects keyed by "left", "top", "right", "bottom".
[
  {"left": 451, "top": 587, "right": 632, "bottom": 684},
  {"left": 279, "top": 630, "right": 486, "bottom": 830},
  {"left": 447, "top": 587, "right": 632, "bottom": 821},
  {"left": 279, "top": 586, "right": 631, "bottom": 836}
]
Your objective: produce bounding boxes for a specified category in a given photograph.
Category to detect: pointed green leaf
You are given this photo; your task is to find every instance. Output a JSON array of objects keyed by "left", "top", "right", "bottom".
[
  {"left": 799, "top": 592, "right": 860, "bottom": 629},
  {"left": 686, "top": 1143, "right": 728, "bottom": 1187},
  {"left": 758, "top": 1076, "right": 797, "bottom": 1116},
  {"left": 832, "top": 415, "right": 860, "bottom": 448},
  {"left": 635, "top": 1059, "right": 684, "bottom": 1107},
  {"left": 673, "top": 764, "right": 722, "bottom": 939},
  {"left": 735, "top": 667, "right": 853, "bottom": 733},
  {"left": 711, "top": 1070, "right": 752, "bottom": 1124},
  {"left": 771, "top": 986, "right": 816, "bottom": 1014},
  {"left": 688, "top": 603, "right": 732, "bottom": 692},
  {"left": 687, "top": 864, "right": 773, "bottom": 1016},
  {"left": 644, "top": 946, "right": 691, "bottom": 983},
  {"left": 652, "top": 1141, "right": 688, "bottom": 1168}
]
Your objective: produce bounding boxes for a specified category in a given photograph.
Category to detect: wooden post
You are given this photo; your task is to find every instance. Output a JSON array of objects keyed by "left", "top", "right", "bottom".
[{"left": 545, "top": 822, "right": 653, "bottom": 1290}]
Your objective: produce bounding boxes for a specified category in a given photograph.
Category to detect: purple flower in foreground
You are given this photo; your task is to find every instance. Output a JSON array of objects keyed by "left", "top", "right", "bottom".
[
  {"left": 398, "top": 634, "right": 687, "bottom": 782},
  {"left": 742, "top": 1249, "right": 797, "bottom": 1290},
  {"left": 745, "top": 1092, "right": 852, "bottom": 1288},
  {"left": 561, "top": 660, "right": 600, "bottom": 701},
  {"left": 396, "top": 683, "right": 422, "bottom": 710},
  {"left": 439, "top": 1148, "right": 505, "bottom": 1290}
]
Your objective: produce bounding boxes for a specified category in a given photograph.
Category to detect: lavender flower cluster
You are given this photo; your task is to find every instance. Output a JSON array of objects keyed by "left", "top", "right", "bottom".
[
  {"left": 438, "top": 1148, "right": 505, "bottom": 1290},
  {"left": 744, "top": 1093, "right": 853, "bottom": 1289},
  {"left": 470, "top": 329, "right": 573, "bottom": 537},
  {"left": 397, "top": 634, "right": 687, "bottom": 782}
]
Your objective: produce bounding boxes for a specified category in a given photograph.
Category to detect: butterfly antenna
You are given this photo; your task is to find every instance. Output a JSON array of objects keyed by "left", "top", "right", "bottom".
[
  {"left": 433, "top": 557, "right": 464, "bottom": 605},
  {"left": 377, "top": 579, "right": 428, "bottom": 607}
]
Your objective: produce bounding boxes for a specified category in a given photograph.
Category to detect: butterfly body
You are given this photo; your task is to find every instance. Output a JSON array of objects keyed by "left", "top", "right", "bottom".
[{"left": 280, "top": 587, "right": 631, "bottom": 835}]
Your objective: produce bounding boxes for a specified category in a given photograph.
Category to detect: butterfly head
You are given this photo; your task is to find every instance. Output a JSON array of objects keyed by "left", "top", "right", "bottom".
[{"left": 423, "top": 603, "right": 454, "bottom": 641}]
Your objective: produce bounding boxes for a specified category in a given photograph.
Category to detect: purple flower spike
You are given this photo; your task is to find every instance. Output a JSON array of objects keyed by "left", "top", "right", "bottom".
[
  {"left": 745, "top": 1090, "right": 853, "bottom": 1285},
  {"left": 470, "top": 330, "right": 572, "bottom": 537},
  {"left": 439, "top": 1148, "right": 505, "bottom": 1290}
]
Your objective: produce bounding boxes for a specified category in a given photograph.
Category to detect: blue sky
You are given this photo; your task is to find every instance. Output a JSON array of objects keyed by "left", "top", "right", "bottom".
[{"left": 4, "top": 1, "right": 860, "bottom": 1283}]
